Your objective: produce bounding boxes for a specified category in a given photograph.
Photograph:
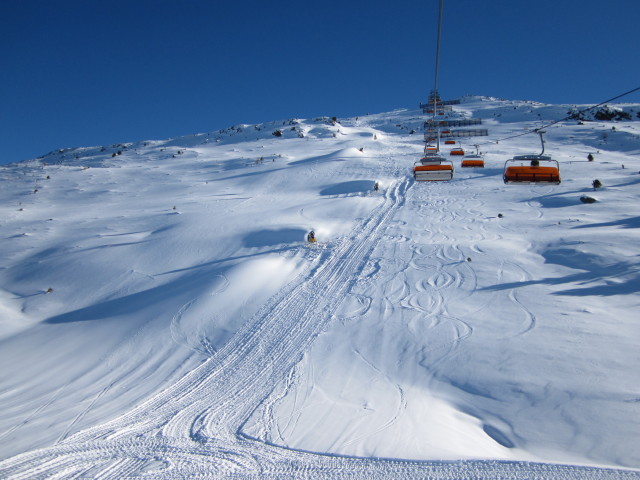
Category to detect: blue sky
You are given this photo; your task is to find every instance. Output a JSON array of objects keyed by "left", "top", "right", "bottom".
[{"left": 1, "top": 0, "right": 639, "bottom": 165}]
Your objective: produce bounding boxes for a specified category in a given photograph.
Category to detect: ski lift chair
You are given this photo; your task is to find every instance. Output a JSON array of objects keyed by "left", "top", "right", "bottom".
[
  {"left": 414, "top": 156, "right": 454, "bottom": 181},
  {"left": 503, "top": 155, "right": 560, "bottom": 183},
  {"left": 503, "top": 131, "right": 560, "bottom": 184},
  {"left": 461, "top": 154, "right": 485, "bottom": 168}
]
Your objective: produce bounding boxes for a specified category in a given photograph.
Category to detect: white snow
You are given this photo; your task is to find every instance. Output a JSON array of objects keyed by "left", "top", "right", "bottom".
[{"left": 0, "top": 96, "right": 639, "bottom": 479}]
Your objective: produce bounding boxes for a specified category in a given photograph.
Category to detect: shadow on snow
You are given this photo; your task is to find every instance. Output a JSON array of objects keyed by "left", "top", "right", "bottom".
[
  {"left": 481, "top": 247, "right": 640, "bottom": 296},
  {"left": 44, "top": 246, "right": 297, "bottom": 324},
  {"left": 319, "top": 180, "right": 375, "bottom": 196}
]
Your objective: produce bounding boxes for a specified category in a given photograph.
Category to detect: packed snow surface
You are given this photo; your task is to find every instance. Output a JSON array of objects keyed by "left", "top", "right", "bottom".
[{"left": 1, "top": 96, "right": 639, "bottom": 478}]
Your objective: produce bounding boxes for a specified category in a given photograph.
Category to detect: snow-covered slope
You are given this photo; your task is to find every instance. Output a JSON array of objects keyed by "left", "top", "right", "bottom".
[{"left": 1, "top": 96, "right": 639, "bottom": 479}]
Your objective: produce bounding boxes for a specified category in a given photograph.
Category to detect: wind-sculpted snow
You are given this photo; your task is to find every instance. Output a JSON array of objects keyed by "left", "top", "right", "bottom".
[{"left": 1, "top": 97, "right": 639, "bottom": 478}]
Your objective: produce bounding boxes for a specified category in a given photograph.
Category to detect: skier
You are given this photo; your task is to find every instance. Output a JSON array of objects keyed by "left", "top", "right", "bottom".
[
  {"left": 373, "top": 182, "right": 379, "bottom": 192},
  {"left": 307, "top": 230, "right": 316, "bottom": 243}
]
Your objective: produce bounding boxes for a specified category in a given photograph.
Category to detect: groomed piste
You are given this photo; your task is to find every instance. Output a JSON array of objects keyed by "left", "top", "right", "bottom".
[{"left": 1, "top": 96, "right": 639, "bottom": 479}]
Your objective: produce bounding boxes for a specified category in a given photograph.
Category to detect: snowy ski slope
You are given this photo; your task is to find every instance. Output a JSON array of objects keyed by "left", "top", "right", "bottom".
[{"left": 0, "top": 96, "right": 639, "bottom": 478}]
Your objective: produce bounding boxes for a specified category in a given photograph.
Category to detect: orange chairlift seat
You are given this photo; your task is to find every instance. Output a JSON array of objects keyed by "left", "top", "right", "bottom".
[
  {"left": 503, "top": 156, "right": 560, "bottom": 184},
  {"left": 444, "top": 140, "right": 456, "bottom": 145},
  {"left": 450, "top": 147, "right": 465, "bottom": 156},
  {"left": 503, "top": 131, "right": 560, "bottom": 184},
  {"left": 413, "top": 155, "right": 454, "bottom": 181},
  {"left": 461, "top": 145, "right": 485, "bottom": 168},
  {"left": 461, "top": 154, "right": 485, "bottom": 168}
]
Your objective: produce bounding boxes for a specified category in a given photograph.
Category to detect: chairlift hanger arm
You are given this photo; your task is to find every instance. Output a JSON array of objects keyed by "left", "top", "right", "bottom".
[{"left": 535, "top": 129, "right": 546, "bottom": 156}]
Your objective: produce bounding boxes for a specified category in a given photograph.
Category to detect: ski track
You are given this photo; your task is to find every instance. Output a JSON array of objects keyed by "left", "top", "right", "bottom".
[
  {"left": 0, "top": 383, "right": 69, "bottom": 443},
  {"left": 1, "top": 165, "right": 637, "bottom": 478},
  {"left": 55, "top": 383, "right": 114, "bottom": 444},
  {"left": 498, "top": 259, "right": 539, "bottom": 338}
]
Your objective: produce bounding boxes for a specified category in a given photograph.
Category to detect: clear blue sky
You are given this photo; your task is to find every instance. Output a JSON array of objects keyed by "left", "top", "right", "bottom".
[{"left": 1, "top": 0, "right": 639, "bottom": 165}]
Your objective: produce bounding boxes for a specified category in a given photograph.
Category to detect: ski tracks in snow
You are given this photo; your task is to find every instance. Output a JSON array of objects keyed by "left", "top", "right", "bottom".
[
  {"left": 400, "top": 184, "right": 479, "bottom": 371},
  {"left": 497, "top": 259, "right": 538, "bottom": 338},
  {"left": 0, "top": 176, "right": 636, "bottom": 479}
]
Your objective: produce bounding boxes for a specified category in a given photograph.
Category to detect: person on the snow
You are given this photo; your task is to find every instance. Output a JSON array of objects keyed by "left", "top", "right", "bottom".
[
  {"left": 307, "top": 230, "right": 316, "bottom": 243},
  {"left": 373, "top": 182, "right": 379, "bottom": 192}
]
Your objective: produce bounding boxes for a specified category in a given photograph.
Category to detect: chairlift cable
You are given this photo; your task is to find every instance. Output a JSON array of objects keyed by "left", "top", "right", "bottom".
[
  {"left": 432, "top": 0, "right": 443, "bottom": 118},
  {"left": 429, "top": 0, "right": 444, "bottom": 151},
  {"left": 474, "top": 85, "right": 640, "bottom": 148}
]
